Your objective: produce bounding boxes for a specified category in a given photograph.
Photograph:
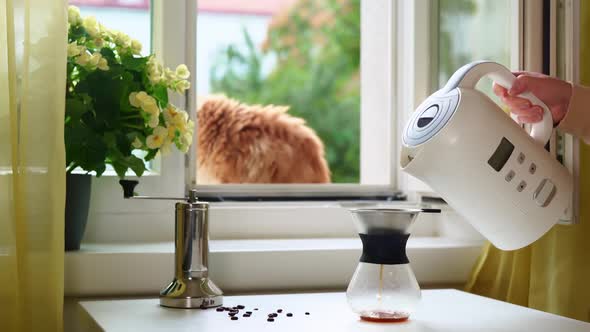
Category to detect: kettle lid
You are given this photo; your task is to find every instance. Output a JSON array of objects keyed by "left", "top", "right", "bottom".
[{"left": 403, "top": 88, "right": 460, "bottom": 147}]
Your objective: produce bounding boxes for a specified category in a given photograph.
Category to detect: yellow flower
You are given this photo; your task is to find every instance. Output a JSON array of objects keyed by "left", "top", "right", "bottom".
[
  {"left": 115, "top": 31, "right": 131, "bottom": 48},
  {"left": 163, "top": 105, "right": 184, "bottom": 125},
  {"left": 68, "top": 6, "right": 81, "bottom": 25},
  {"left": 175, "top": 64, "right": 190, "bottom": 80},
  {"left": 88, "top": 52, "right": 102, "bottom": 68},
  {"left": 83, "top": 16, "right": 100, "bottom": 38},
  {"left": 75, "top": 53, "right": 91, "bottom": 66},
  {"left": 159, "top": 137, "right": 173, "bottom": 155},
  {"left": 147, "top": 56, "right": 163, "bottom": 84},
  {"left": 174, "top": 80, "right": 191, "bottom": 93},
  {"left": 67, "top": 42, "right": 82, "bottom": 57},
  {"left": 148, "top": 114, "right": 160, "bottom": 128},
  {"left": 94, "top": 37, "right": 104, "bottom": 47},
  {"left": 97, "top": 58, "right": 109, "bottom": 71},
  {"left": 135, "top": 91, "right": 149, "bottom": 103},
  {"left": 131, "top": 40, "right": 142, "bottom": 55},
  {"left": 142, "top": 100, "right": 159, "bottom": 116},
  {"left": 132, "top": 137, "right": 143, "bottom": 149},
  {"left": 136, "top": 92, "right": 156, "bottom": 111},
  {"left": 129, "top": 92, "right": 140, "bottom": 108},
  {"left": 146, "top": 126, "right": 168, "bottom": 149},
  {"left": 164, "top": 68, "right": 177, "bottom": 84}
]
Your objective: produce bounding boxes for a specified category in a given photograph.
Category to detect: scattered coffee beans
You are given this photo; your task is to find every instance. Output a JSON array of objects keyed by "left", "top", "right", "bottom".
[{"left": 214, "top": 304, "right": 310, "bottom": 323}]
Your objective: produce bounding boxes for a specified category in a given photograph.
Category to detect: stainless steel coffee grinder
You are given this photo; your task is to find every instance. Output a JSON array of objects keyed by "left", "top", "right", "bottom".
[{"left": 119, "top": 180, "right": 223, "bottom": 309}]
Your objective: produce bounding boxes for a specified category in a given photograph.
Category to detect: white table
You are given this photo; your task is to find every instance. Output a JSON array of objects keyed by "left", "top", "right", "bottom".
[{"left": 79, "top": 289, "right": 590, "bottom": 332}]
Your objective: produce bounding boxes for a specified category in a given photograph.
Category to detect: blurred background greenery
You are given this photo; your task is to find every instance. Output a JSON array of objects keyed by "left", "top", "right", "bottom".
[
  {"left": 210, "top": 0, "right": 361, "bottom": 183},
  {"left": 209, "top": 0, "right": 510, "bottom": 183}
]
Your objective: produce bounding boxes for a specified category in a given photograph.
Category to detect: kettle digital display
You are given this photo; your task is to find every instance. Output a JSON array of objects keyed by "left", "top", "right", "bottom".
[{"left": 401, "top": 61, "right": 573, "bottom": 251}]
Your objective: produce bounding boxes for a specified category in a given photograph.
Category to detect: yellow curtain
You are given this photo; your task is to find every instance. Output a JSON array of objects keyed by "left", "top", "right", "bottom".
[
  {"left": 0, "top": 0, "right": 67, "bottom": 331},
  {"left": 465, "top": 5, "right": 590, "bottom": 323}
]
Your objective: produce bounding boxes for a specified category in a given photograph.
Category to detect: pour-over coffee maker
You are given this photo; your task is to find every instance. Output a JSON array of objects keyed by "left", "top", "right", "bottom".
[{"left": 346, "top": 208, "right": 440, "bottom": 322}]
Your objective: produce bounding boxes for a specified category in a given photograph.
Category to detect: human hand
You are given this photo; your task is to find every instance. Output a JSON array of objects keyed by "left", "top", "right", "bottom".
[{"left": 493, "top": 72, "right": 572, "bottom": 125}]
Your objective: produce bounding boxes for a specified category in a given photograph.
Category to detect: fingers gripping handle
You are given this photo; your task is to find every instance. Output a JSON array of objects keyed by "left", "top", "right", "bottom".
[
  {"left": 452, "top": 61, "right": 553, "bottom": 146},
  {"left": 488, "top": 69, "right": 553, "bottom": 145}
]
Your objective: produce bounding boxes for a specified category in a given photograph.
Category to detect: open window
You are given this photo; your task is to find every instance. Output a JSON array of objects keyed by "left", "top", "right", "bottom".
[{"left": 78, "top": 0, "right": 578, "bottom": 243}]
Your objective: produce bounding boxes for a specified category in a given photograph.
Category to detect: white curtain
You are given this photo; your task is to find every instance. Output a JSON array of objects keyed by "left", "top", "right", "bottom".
[{"left": 0, "top": 0, "right": 67, "bottom": 331}]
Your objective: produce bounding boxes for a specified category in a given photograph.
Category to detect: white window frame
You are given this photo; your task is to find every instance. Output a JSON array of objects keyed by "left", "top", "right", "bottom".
[
  {"left": 86, "top": 0, "right": 420, "bottom": 244},
  {"left": 188, "top": 0, "right": 402, "bottom": 195},
  {"left": 84, "top": 0, "right": 580, "bottom": 244}
]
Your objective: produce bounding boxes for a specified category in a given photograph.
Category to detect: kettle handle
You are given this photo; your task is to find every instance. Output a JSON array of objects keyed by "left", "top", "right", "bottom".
[{"left": 443, "top": 61, "right": 553, "bottom": 146}]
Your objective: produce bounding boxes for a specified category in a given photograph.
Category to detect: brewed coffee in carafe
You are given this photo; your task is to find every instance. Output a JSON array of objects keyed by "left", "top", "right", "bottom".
[{"left": 346, "top": 208, "right": 440, "bottom": 322}]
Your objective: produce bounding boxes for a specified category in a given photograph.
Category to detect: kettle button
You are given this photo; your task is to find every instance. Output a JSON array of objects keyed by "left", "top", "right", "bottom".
[
  {"left": 517, "top": 180, "right": 527, "bottom": 192},
  {"left": 533, "top": 179, "right": 556, "bottom": 207},
  {"left": 517, "top": 152, "right": 525, "bottom": 164},
  {"left": 529, "top": 163, "right": 537, "bottom": 174},
  {"left": 505, "top": 170, "right": 515, "bottom": 182}
]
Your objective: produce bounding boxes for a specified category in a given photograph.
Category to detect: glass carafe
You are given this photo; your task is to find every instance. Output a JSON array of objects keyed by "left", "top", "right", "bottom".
[{"left": 346, "top": 208, "right": 439, "bottom": 322}]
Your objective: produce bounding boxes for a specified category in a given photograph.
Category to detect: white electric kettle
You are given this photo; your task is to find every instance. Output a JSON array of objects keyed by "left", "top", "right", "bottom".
[{"left": 401, "top": 61, "right": 573, "bottom": 250}]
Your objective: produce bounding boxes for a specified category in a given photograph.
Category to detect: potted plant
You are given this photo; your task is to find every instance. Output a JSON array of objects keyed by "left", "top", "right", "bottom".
[{"left": 64, "top": 6, "right": 194, "bottom": 250}]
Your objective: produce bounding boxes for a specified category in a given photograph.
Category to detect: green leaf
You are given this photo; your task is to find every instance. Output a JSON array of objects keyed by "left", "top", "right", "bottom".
[
  {"left": 65, "top": 97, "right": 87, "bottom": 123},
  {"left": 100, "top": 48, "right": 117, "bottom": 63},
  {"left": 126, "top": 155, "right": 145, "bottom": 177},
  {"left": 120, "top": 54, "right": 149, "bottom": 72},
  {"left": 151, "top": 84, "right": 168, "bottom": 106},
  {"left": 116, "top": 133, "right": 132, "bottom": 156},
  {"left": 69, "top": 25, "right": 87, "bottom": 42},
  {"left": 144, "top": 149, "right": 158, "bottom": 161}
]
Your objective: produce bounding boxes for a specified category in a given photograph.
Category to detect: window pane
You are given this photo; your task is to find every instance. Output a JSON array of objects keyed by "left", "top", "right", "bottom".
[
  {"left": 69, "top": 0, "right": 151, "bottom": 55},
  {"left": 196, "top": 0, "right": 361, "bottom": 184},
  {"left": 437, "top": 0, "right": 512, "bottom": 97}
]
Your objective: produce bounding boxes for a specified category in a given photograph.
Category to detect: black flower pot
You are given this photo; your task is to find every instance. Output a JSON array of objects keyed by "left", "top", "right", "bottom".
[{"left": 65, "top": 173, "right": 92, "bottom": 251}]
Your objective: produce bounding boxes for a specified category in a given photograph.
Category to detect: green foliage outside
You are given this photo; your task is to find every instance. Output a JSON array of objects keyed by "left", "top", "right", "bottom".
[{"left": 210, "top": 0, "right": 361, "bottom": 183}]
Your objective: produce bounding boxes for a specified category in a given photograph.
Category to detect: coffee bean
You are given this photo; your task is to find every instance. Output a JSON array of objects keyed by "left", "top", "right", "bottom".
[
  {"left": 286, "top": 313, "right": 293, "bottom": 317},
  {"left": 267, "top": 318, "right": 275, "bottom": 322},
  {"left": 228, "top": 312, "right": 237, "bottom": 317},
  {"left": 243, "top": 314, "right": 251, "bottom": 317},
  {"left": 216, "top": 308, "right": 224, "bottom": 312},
  {"left": 254, "top": 308, "right": 259, "bottom": 311},
  {"left": 277, "top": 309, "right": 283, "bottom": 313},
  {"left": 246, "top": 311, "right": 252, "bottom": 314},
  {"left": 237, "top": 305, "right": 245, "bottom": 309},
  {"left": 231, "top": 317, "right": 238, "bottom": 321},
  {"left": 305, "top": 312, "right": 310, "bottom": 315}
]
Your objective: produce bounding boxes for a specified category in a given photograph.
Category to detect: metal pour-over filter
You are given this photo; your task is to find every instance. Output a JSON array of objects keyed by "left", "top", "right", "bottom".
[{"left": 346, "top": 208, "right": 440, "bottom": 322}]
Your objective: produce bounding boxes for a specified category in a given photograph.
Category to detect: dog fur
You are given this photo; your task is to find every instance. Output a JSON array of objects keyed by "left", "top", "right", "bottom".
[{"left": 196, "top": 95, "right": 331, "bottom": 184}]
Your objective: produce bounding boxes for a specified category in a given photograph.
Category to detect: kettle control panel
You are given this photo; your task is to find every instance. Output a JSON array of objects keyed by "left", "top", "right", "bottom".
[
  {"left": 487, "top": 137, "right": 514, "bottom": 172},
  {"left": 488, "top": 137, "right": 556, "bottom": 208}
]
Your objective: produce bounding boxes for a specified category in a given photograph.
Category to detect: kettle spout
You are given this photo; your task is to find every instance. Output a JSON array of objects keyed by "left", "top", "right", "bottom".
[{"left": 400, "top": 145, "right": 420, "bottom": 169}]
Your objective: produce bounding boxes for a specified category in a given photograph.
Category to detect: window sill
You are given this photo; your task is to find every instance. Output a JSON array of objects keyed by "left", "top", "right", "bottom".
[{"left": 64, "top": 237, "right": 484, "bottom": 296}]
